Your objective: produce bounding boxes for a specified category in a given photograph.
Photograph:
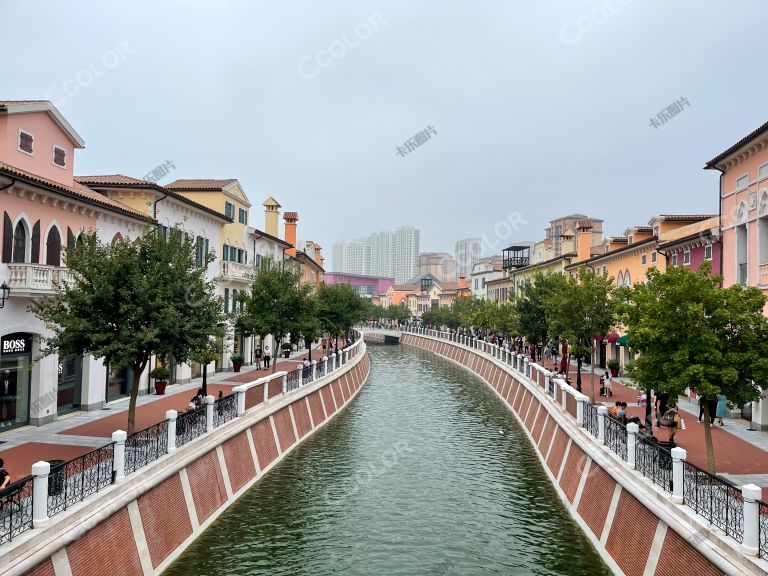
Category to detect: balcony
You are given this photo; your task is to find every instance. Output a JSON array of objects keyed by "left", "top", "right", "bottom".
[
  {"left": 220, "top": 260, "right": 253, "bottom": 283},
  {"left": 7, "top": 263, "right": 72, "bottom": 296}
]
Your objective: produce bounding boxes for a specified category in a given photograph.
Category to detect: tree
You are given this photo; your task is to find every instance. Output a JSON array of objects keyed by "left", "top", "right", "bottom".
[
  {"left": 511, "top": 272, "right": 568, "bottom": 357},
  {"left": 545, "top": 268, "right": 615, "bottom": 400},
  {"left": 451, "top": 295, "right": 484, "bottom": 332},
  {"left": 386, "top": 302, "right": 411, "bottom": 326},
  {"left": 238, "top": 265, "right": 312, "bottom": 373},
  {"left": 618, "top": 262, "right": 768, "bottom": 473},
  {"left": 32, "top": 227, "right": 223, "bottom": 434},
  {"left": 317, "top": 283, "right": 368, "bottom": 350},
  {"left": 296, "top": 291, "right": 323, "bottom": 362}
]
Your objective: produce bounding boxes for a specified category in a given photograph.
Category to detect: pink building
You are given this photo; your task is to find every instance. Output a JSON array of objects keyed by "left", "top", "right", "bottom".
[
  {"left": 323, "top": 272, "right": 393, "bottom": 298},
  {"left": 0, "top": 101, "right": 148, "bottom": 428},
  {"left": 706, "top": 120, "right": 768, "bottom": 430}
]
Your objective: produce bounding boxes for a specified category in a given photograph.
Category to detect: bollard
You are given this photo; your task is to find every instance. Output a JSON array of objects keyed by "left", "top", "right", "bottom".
[
  {"left": 597, "top": 406, "right": 607, "bottom": 445},
  {"left": 741, "top": 484, "right": 762, "bottom": 556},
  {"left": 311, "top": 360, "right": 317, "bottom": 381},
  {"left": 166, "top": 410, "right": 178, "bottom": 453},
  {"left": 626, "top": 423, "right": 639, "bottom": 469},
  {"left": 31, "top": 461, "right": 51, "bottom": 528},
  {"left": 671, "top": 447, "right": 686, "bottom": 504},
  {"left": 205, "top": 395, "right": 214, "bottom": 433},
  {"left": 112, "top": 430, "right": 127, "bottom": 482}
]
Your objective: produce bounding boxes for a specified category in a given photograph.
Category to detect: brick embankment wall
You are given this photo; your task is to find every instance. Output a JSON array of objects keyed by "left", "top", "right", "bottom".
[
  {"left": 11, "top": 352, "right": 371, "bottom": 576},
  {"left": 401, "top": 333, "right": 758, "bottom": 576}
]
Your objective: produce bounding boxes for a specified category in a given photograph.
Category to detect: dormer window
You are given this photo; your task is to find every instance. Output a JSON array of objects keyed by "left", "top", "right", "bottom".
[
  {"left": 18, "top": 130, "right": 34, "bottom": 155},
  {"left": 53, "top": 146, "right": 67, "bottom": 168}
]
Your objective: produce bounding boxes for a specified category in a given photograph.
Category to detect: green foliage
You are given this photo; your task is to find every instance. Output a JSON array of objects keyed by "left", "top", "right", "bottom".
[
  {"left": 230, "top": 354, "right": 244, "bottom": 364},
  {"left": 606, "top": 358, "right": 620, "bottom": 370},
  {"left": 385, "top": 302, "right": 411, "bottom": 324},
  {"left": 149, "top": 366, "right": 170, "bottom": 381},
  {"left": 511, "top": 271, "right": 568, "bottom": 345},
  {"left": 32, "top": 226, "right": 223, "bottom": 433},
  {"left": 317, "top": 283, "right": 368, "bottom": 336}
]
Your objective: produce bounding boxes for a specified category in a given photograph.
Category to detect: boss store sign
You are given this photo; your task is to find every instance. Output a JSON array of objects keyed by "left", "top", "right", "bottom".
[{"left": 1, "top": 333, "right": 32, "bottom": 356}]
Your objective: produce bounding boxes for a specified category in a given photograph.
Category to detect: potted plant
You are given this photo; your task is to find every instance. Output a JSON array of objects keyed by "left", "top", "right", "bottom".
[
  {"left": 150, "top": 366, "right": 170, "bottom": 395},
  {"left": 607, "top": 358, "right": 620, "bottom": 378},
  {"left": 281, "top": 342, "right": 292, "bottom": 358},
  {"left": 231, "top": 354, "right": 244, "bottom": 373}
]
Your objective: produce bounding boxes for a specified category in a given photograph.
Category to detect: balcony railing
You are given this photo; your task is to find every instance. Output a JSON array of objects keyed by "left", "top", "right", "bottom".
[
  {"left": 220, "top": 260, "right": 252, "bottom": 281},
  {"left": 7, "top": 264, "right": 72, "bottom": 294}
]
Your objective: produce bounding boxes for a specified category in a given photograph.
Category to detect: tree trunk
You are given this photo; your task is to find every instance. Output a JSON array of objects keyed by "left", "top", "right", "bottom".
[
  {"left": 127, "top": 359, "right": 147, "bottom": 435},
  {"left": 703, "top": 402, "right": 716, "bottom": 473},
  {"left": 272, "top": 334, "right": 282, "bottom": 374},
  {"left": 202, "top": 362, "right": 208, "bottom": 397},
  {"left": 645, "top": 387, "right": 653, "bottom": 431},
  {"left": 576, "top": 357, "right": 582, "bottom": 392}
]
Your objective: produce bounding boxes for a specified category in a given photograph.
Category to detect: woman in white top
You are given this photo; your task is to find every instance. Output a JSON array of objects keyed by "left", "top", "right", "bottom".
[{"left": 603, "top": 371, "right": 613, "bottom": 397}]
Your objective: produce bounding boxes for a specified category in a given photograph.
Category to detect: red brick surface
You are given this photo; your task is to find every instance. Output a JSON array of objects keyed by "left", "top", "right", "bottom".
[
  {"left": 222, "top": 431, "right": 257, "bottom": 493},
  {"left": 66, "top": 507, "right": 143, "bottom": 576},
  {"left": 320, "top": 385, "right": 337, "bottom": 415},
  {"left": 537, "top": 415, "right": 552, "bottom": 448},
  {"left": 514, "top": 388, "right": 527, "bottom": 414},
  {"left": 186, "top": 449, "right": 228, "bottom": 523},
  {"left": 576, "top": 464, "right": 615, "bottom": 537},
  {"left": 308, "top": 390, "right": 326, "bottom": 424},
  {"left": 606, "top": 490, "right": 658, "bottom": 576},
  {"left": 499, "top": 379, "right": 509, "bottom": 398},
  {"left": 531, "top": 407, "right": 547, "bottom": 442},
  {"left": 524, "top": 396, "right": 539, "bottom": 430},
  {"left": 332, "top": 380, "right": 346, "bottom": 404},
  {"left": 291, "top": 400, "right": 313, "bottom": 438},
  {"left": 273, "top": 408, "right": 297, "bottom": 452},
  {"left": 245, "top": 383, "right": 265, "bottom": 409},
  {"left": 546, "top": 427, "right": 569, "bottom": 474},
  {"left": 566, "top": 393, "right": 577, "bottom": 418},
  {"left": 251, "top": 418, "right": 279, "bottom": 468},
  {"left": 23, "top": 559, "right": 55, "bottom": 576},
  {"left": 137, "top": 473, "right": 192, "bottom": 568},
  {"left": 654, "top": 527, "right": 723, "bottom": 576},
  {"left": 267, "top": 377, "right": 283, "bottom": 399},
  {"left": 506, "top": 380, "right": 517, "bottom": 404},
  {"left": 559, "top": 443, "right": 586, "bottom": 503}
]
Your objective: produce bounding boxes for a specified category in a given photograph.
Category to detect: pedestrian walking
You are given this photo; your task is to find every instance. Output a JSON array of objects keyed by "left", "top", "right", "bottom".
[
  {"left": 716, "top": 394, "right": 727, "bottom": 426},
  {"left": 654, "top": 391, "right": 670, "bottom": 427},
  {"left": 0, "top": 458, "right": 10, "bottom": 490},
  {"left": 264, "top": 345, "right": 271, "bottom": 369},
  {"left": 255, "top": 346, "right": 262, "bottom": 369},
  {"left": 603, "top": 371, "right": 613, "bottom": 397},
  {"left": 660, "top": 403, "right": 681, "bottom": 442}
]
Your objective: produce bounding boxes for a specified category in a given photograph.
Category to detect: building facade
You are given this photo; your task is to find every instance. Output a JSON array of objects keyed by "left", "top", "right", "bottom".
[
  {"left": 418, "top": 251, "right": 456, "bottom": 283},
  {"left": 323, "top": 273, "right": 393, "bottom": 298},
  {"left": 455, "top": 237, "right": 481, "bottom": 278}
]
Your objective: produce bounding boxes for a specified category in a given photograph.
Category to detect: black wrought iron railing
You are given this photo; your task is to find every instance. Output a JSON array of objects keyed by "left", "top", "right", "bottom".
[
  {"left": 175, "top": 406, "right": 207, "bottom": 447},
  {"left": 316, "top": 360, "right": 326, "bottom": 378},
  {"left": 47, "top": 443, "right": 115, "bottom": 518},
  {"left": 683, "top": 461, "right": 743, "bottom": 543},
  {"left": 0, "top": 476, "right": 33, "bottom": 545},
  {"left": 583, "top": 402, "right": 599, "bottom": 437},
  {"left": 635, "top": 435, "right": 673, "bottom": 492},
  {"left": 213, "top": 394, "right": 238, "bottom": 428},
  {"left": 604, "top": 417, "right": 628, "bottom": 461},
  {"left": 125, "top": 420, "right": 168, "bottom": 474},
  {"left": 759, "top": 500, "right": 768, "bottom": 559},
  {"left": 286, "top": 367, "right": 301, "bottom": 392},
  {"left": 302, "top": 364, "right": 313, "bottom": 384}
]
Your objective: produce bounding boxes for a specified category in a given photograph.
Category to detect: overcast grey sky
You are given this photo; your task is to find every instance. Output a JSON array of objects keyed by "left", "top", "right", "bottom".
[{"left": 4, "top": 0, "right": 767, "bottom": 256}]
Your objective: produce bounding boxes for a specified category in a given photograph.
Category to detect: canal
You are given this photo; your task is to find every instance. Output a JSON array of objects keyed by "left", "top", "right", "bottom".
[{"left": 165, "top": 344, "right": 611, "bottom": 576}]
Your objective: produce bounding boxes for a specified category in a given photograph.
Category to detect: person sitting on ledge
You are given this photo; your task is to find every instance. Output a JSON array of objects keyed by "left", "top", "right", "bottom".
[{"left": 617, "top": 402, "right": 645, "bottom": 430}]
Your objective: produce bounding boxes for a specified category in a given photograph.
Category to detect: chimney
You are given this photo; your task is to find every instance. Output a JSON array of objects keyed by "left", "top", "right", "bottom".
[
  {"left": 458, "top": 274, "right": 468, "bottom": 292},
  {"left": 263, "top": 197, "right": 281, "bottom": 237},
  {"left": 284, "top": 211, "right": 298, "bottom": 257},
  {"left": 576, "top": 220, "right": 593, "bottom": 262},
  {"left": 314, "top": 243, "right": 323, "bottom": 266}
]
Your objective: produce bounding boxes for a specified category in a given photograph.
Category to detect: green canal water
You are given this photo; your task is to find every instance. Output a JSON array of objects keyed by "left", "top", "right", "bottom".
[{"left": 164, "top": 345, "right": 611, "bottom": 576}]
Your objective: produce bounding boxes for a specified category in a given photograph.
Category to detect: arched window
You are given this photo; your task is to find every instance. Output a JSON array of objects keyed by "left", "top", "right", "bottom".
[
  {"left": 12, "top": 221, "right": 27, "bottom": 263},
  {"left": 111, "top": 232, "right": 124, "bottom": 245},
  {"left": 46, "top": 227, "right": 62, "bottom": 266},
  {"left": 624, "top": 269, "right": 631, "bottom": 285}
]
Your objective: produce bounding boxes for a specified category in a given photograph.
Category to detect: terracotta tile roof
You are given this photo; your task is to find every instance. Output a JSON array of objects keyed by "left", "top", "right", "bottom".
[
  {"left": 440, "top": 282, "right": 459, "bottom": 290},
  {"left": 576, "top": 220, "right": 594, "bottom": 230},
  {"left": 284, "top": 211, "right": 299, "bottom": 221},
  {"left": 655, "top": 214, "right": 716, "bottom": 222},
  {"left": 0, "top": 162, "right": 150, "bottom": 220},
  {"left": 393, "top": 284, "right": 418, "bottom": 291},
  {"left": 165, "top": 179, "right": 237, "bottom": 190},
  {"left": 706, "top": 120, "right": 768, "bottom": 168},
  {"left": 76, "top": 174, "right": 233, "bottom": 222}
]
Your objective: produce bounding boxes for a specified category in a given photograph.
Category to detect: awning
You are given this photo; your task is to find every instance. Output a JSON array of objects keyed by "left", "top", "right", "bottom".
[
  {"left": 607, "top": 331, "right": 620, "bottom": 344},
  {"left": 616, "top": 334, "right": 629, "bottom": 346}
]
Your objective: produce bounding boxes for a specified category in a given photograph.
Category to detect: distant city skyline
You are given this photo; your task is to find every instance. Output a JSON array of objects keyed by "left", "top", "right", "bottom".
[{"left": 332, "top": 225, "right": 419, "bottom": 283}]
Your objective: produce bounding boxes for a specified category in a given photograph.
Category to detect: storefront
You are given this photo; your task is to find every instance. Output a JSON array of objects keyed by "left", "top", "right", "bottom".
[
  {"left": 106, "top": 364, "right": 131, "bottom": 401},
  {"left": 0, "top": 332, "right": 32, "bottom": 430},
  {"left": 57, "top": 354, "right": 82, "bottom": 415}
]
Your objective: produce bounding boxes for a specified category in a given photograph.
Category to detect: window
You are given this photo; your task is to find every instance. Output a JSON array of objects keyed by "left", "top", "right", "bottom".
[
  {"left": 12, "top": 221, "right": 27, "bottom": 263},
  {"left": 617, "top": 272, "right": 623, "bottom": 287},
  {"left": 238, "top": 208, "right": 247, "bottom": 224},
  {"left": 195, "top": 236, "right": 204, "bottom": 267},
  {"left": 225, "top": 202, "right": 235, "bottom": 219},
  {"left": 224, "top": 288, "right": 230, "bottom": 312},
  {"left": 737, "top": 174, "right": 750, "bottom": 190},
  {"left": 760, "top": 163, "right": 768, "bottom": 179},
  {"left": 641, "top": 254, "right": 647, "bottom": 265},
  {"left": 624, "top": 269, "right": 630, "bottom": 285},
  {"left": 53, "top": 146, "right": 66, "bottom": 168},
  {"left": 232, "top": 289, "right": 238, "bottom": 312},
  {"left": 46, "top": 227, "right": 61, "bottom": 266},
  {"left": 651, "top": 252, "right": 657, "bottom": 263},
  {"left": 602, "top": 266, "right": 607, "bottom": 275},
  {"left": 671, "top": 253, "right": 678, "bottom": 265},
  {"left": 18, "top": 131, "right": 33, "bottom": 154},
  {"left": 704, "top": 244, "right": 712, "bottom": 260},
  {"left": 481, "top": 278, "right": 486, "bottom": 288},
  {"left": 683, "top": 250, "right": 690, "bottom": 264}
]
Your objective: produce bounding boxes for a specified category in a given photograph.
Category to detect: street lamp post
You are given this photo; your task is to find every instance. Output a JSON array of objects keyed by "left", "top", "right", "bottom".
[{"left": 0, "top": 282, "right": 10, "bottom": 309}]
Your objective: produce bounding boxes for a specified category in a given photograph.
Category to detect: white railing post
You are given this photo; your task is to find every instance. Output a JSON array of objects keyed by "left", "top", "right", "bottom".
[
  {"left": 671, "top": 447, "right": 686, "bottom": 504},
  {"left": 166, "top": 410, "right": 178, "bottom": 453},
  {"left": 576, "top": 394, "right": 589, "bottom": 426},
  {"left": 282, "top": 373, "right": 288, "bottom": 394},
  {"left": 234, "top": 387, "right": 246, "bottom": 416},
  {"left": 205, "top": 395, "right": 214, "bottom": 433},
  {"left": 741, "top": 484, "right": 762, "bottom": 556},
  {"left": 343, "top": 350, "right": 348, "bottom": 365},
  {"left": 323, "top": 356, "right": 329, "bottom": 376},
  {"left": 112, "top": 430, "right": 127, "bottom": 483},
  {"left": 523, "top": 357, "right": 529, "bottom": 377},
  {"left": 31, "top": 461, "right": 50, "bottom": 528},
  {"left": 561, "top": 383, "right": 568, "bottom": 410},
  {"left": 311, "top": 360, "right": 317, "bottom": 381},
  {"left": 597, "top": 406, "right": 607, "bottom": 445},
  {"left": 626, "top": 423, "right": 639, "bottom": 469},
  {"left": 264, "top": 378, "right": 270, "bottom": 403}
]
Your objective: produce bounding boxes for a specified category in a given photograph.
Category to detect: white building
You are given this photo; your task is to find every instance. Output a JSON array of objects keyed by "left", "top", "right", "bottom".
[
  {"left": 469, "top": 258, "right": 503, "bottom": 299},
  {"left": 393, "top": 225, "right": 419, "bottom": 283},
  {"left": 333, "top": 225, "right": 419, "bottom": 284},
  {"left": 455, "top": 238, "right": 481, "bottom": 279}
]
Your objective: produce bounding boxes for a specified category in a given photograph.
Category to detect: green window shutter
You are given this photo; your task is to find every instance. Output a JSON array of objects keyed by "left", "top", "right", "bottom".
[
  {"left": 224, "top": 288, "right": 229, "bottom": 312},
  {"left": 223, "top": 245, "right": 228, "bottom": 261},
  {"left": 204, "top": 238, "right": 209, "bottom": 262},
  {"left": 232, "top": 289, "right": 237, "bottom": 311}
]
